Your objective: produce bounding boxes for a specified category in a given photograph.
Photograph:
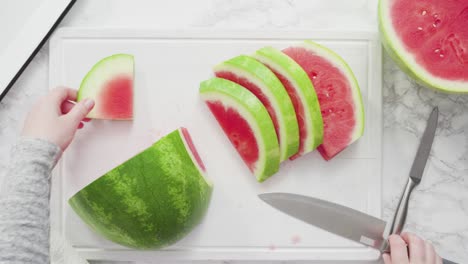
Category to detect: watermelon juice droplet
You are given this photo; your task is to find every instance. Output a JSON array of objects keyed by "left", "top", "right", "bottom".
[{"left": 98, "top": 75, "right": 133, "bottom": 119}]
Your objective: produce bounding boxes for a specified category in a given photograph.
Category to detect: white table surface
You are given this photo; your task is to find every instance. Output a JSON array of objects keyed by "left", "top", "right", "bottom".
[{"left": 0, "top": 0, "right": 467, "bottom": 263}]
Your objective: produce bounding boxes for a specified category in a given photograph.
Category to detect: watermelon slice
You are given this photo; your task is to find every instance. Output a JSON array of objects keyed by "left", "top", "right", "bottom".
[
  {"left": 69, "top": 128, "right": 212, "bottom": 249},
  {"left": 214, "top": 55, "right": 299, "bottom": 161},
  {"left": 200, "top": 78, "right": 280, "bottom": 182},
  {"left": 284, "top": 41, "right": 365, "bottom": 160},
  {"left": 253, "top": 47, "right": 324, "bottom": 159},
  {"left": 77, "top": 54, "right": 134, "bottom": 120},
  {"left": 379, "top": 0, "right": 468, "bottom": 93}
]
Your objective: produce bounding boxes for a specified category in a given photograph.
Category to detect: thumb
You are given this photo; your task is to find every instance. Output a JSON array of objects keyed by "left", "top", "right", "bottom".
[{"left": 65, "top": 99, "right": 95, "bottom": 125}]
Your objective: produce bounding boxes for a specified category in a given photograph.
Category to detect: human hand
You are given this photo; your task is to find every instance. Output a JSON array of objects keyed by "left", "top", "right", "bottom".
[
  {"left": 383, "top": 233, "right": 442, "bottom": 264},
  {"left": 22, "top": 87, "right": 94, "bottom": 151}
]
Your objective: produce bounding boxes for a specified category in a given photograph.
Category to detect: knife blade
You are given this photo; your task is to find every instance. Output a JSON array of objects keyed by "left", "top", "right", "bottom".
[
  {"left": 409, "top": 106, "right": 439, "bottom": 184},
  {"left": 259, "top": 192, "right": 457, "bottom": 264},
  {"left": 383, "top": 106, "right": 439, "bottom": 244},
  {"left": 258, "top": 192, "right": 387, "bottom": 250}
]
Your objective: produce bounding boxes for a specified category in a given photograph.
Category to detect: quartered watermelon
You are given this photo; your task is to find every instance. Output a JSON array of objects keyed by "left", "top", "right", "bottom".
[
  {"left": 77, "top": 54, "right": 134, "bottom": 120},
  {"left": 254, "top": 47, "right": 324, "bottom": 159},
  {"left": 200, "top": 77, "right": 280, "bottom": 182},
  {"left": 69, "top": 128, "right": 212, "bottom": 249},
  {"left": 214, "top": 55, "right": 299, "bottom": 161},
  {"left": 284, "top": 41, "right": 365, "bottom": 161},
  {"left": 379, "top": 0, "right": 468, "bottom": 92}
]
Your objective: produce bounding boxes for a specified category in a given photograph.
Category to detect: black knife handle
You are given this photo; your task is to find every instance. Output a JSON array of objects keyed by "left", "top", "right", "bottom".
[{"left": 443, "top": 258, "right": 458, "bottom": 264}]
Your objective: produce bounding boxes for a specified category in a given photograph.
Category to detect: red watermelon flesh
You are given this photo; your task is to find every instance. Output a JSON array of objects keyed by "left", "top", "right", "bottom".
[
  {"left": 269, "top": 70, "right": 308, "bottom": 157},
  {"left": 283, "top": 45, "right": 363, "bottom": 160},
  {"left": 215, "top": 71, "right": 280, "bottom": 140},
  {"left": 206, "top": 100, "right": 259, "bottom": 171},
  {"left": 98, "top": 75, "right": 133, "bottom": 119},
  {"left": 391, "top": 0, "right": 468, "bottom": 81},
  {"left": 181, "top": 127, "right": 206, "bottom": 172},
  {"left": 77, "top": 54, "right": 134, "bottom": 120}
]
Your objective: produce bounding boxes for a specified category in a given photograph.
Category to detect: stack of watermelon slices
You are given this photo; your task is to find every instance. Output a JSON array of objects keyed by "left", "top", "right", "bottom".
[{"left": 200, "top": 40, "right": 365, "bottom": 182}]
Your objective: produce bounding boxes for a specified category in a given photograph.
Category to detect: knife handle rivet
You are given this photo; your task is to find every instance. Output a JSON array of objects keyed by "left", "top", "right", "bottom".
[{"left": 360, "top": 236, "right": 376, "bottom": 247}]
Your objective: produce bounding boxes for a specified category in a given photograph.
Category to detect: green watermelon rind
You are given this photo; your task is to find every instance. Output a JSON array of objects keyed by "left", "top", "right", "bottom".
[
  {"left": 199, "top": 78, "right": 280, "bottom": 182},
  {"left": 214, "top": 55, "right": 299, "bottom": 161},
  {"left": 253, "top": 46, "right": 324, "bottom": 154},
  {"left": 69, "top": 128, "right": 213, "bottom": 249},
  {"left": 296, "top": 40, "right": 365, "bottom": 142},
  {"left": 77, "top": 54, "right": 135, "bottom": 119},
  {"left": 378, "top": 0, "right": 468, "bottom": 93}
]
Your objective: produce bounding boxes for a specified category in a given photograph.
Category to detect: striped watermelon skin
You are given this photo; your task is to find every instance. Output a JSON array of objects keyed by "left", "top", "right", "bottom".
[{"left": 69, "top": 129, "right": 213, "bottom": 249}]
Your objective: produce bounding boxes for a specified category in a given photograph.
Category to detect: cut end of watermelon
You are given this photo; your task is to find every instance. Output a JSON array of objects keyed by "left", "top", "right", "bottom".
[
  {"left": 78, "top": 54, "right": 134, "bottom": 120},
  {"left": 379, "top": 0, "right": 468, "bottom": 93},
  {"left": 179, "top": 127, "right": 213, "bottom": 187},
  {"left": 200, "top": 78, "right": 280, "bottom": 182},
  {"left": 253, "top": 46, "right": 324, "bottom": 158},
  {"left": 284, "top": 41, "right": 365, "bottom": 160},
  {"left": 214, "top": 55, "right": 299, "bottom": 161}
]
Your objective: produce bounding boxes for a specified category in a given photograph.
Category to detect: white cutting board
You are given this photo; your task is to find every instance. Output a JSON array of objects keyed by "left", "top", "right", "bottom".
[{"left": 49, "top": 28, "right": 382, "bottom": 262}]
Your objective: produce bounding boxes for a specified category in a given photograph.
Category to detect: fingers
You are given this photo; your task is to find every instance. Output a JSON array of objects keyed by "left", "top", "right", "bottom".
[
  {"left": 65, "top": 98, "right": 95, "bottom": 125},
  {"left": 61, "top": 101, "right": 92, "bottom": 122},
  {"left": 425, "top": 240, "right": 440, "bottom": 264},
  {"left": 402, "top": 232, "right": 426, "bottom": 263},
  {"left": 382, "top": 253, "right": 392, "bottom": 264},
  {"left": 49, "top": 87, "right": 78, "bottom": 105},
  {"left": 61, "top": 101, "right": 75, "bottom": 114},
  {"left": 388, "top": 234, "right": 409, "bottom": 264}
]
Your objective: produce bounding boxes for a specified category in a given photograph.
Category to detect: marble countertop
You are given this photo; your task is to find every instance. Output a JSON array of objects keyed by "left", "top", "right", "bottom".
[{"left": 0, "top": 0, "right": 467, "bottom": 263}]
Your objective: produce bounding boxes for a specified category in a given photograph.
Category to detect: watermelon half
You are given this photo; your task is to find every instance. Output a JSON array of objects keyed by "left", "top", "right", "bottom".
[
  {"left": 77, "top": 54, "right": 134, "bottom": 120},
  {"left": 200, "top": 78, "right": 280, "bottom": 182},
  {"left": 214, "top": 55, "right": 299, "bottom": 161},
  {"left": 284, "top": 41, "right": 365, "bottom": 161},
  {"left": 253, "top": 47, "right": 324, "bottom": 159},
  {"left": 69, "top": 128, "right": 213, "bottom": 249},
  {"left": 379, "top": 0, "right": 468, "bottom": 93}
]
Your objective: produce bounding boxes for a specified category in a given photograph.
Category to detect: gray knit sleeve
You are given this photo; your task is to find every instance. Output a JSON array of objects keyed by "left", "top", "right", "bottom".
[{"left": 0, "top": 138, "right": 62, "bottom": 264}]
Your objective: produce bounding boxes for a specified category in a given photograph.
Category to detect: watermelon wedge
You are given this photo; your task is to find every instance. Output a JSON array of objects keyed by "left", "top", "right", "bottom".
[
  {"left": 254, "top": 47, "right": 324, "bottom": 159},
  {"left": 69, "top": 128, "right": 212, "bottom": 249},
  {"left": 284, "top": 41, "right": 365, "bottom": 160},
  {"left": 214, "top": 55, "right": 299, "bottom": 161},
  {"left": 379, "top": 0, "right": 468, "bottom": 93},
  {"left": 77, "top": 54, "right": 134, "bottom": 120},
  {"left": 200, "top": 78, "right": 280, "bottom": 182}
]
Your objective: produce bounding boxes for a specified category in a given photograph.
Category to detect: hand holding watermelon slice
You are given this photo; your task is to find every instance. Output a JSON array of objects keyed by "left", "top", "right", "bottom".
[{"left": 22, "top": 87, "right": 95, "bottom": 150}]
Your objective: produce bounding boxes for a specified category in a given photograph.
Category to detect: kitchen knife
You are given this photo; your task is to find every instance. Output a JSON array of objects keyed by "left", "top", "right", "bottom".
[
  {"left": 259, "top": 107, "right": 457, "bottom": 263},
  {"left": 381, "top": 106, "right": 438, "bottom": 251},
  {"left": 259, "top": 193, "right": 456, "bottom": 263}
]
